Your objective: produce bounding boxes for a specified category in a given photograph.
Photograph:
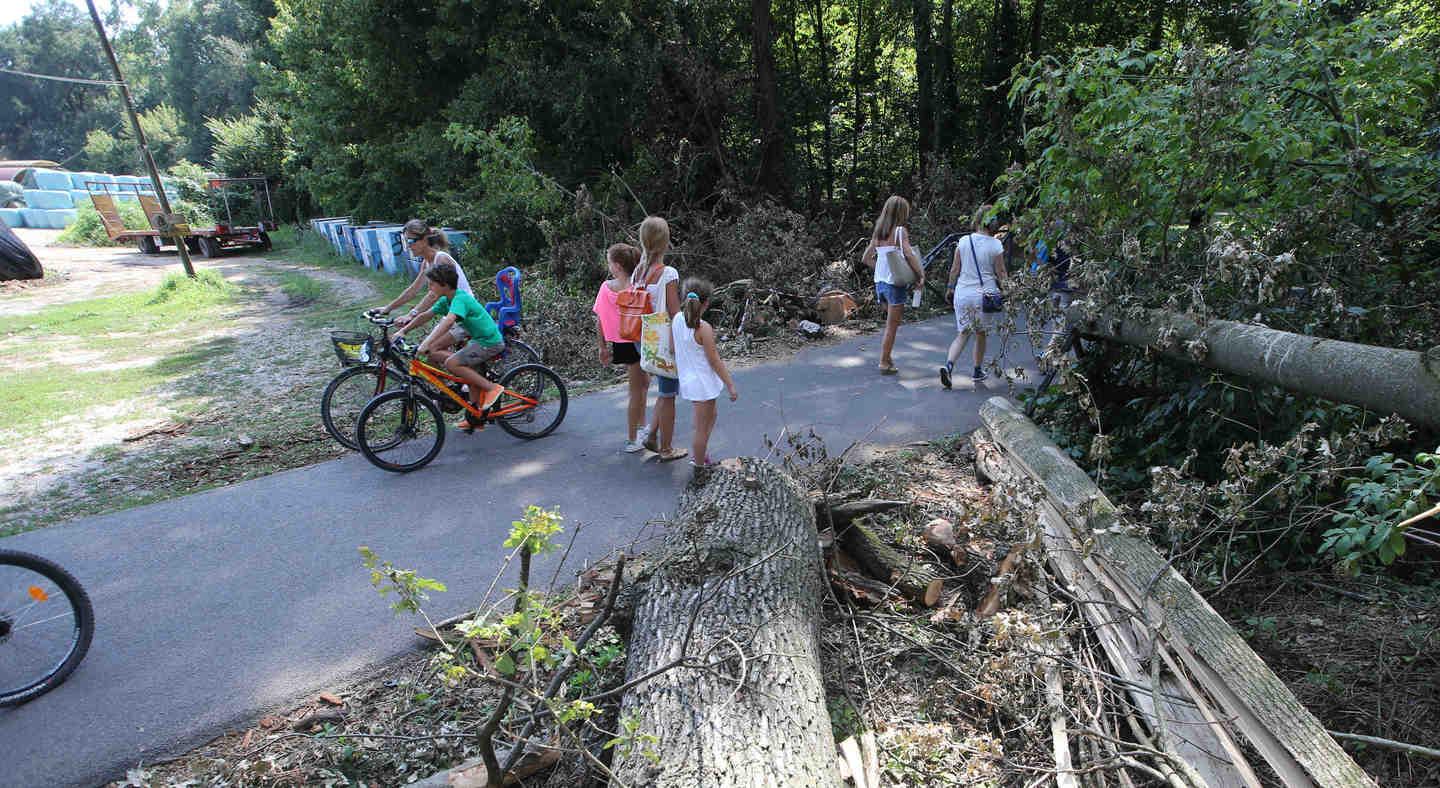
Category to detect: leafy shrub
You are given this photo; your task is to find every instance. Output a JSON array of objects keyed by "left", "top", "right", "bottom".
[
  {"left": 148, "top": 269, "right": 234, "bottom": 305},
  {"left": 83, "top": 104, "right": 189, "bottom": 173},
  {"left": 206, "top": 100, "right": 289, "bottom": 178},
  {"left": 56, "top": 202, "right": 150, "bottom": 246},
  {"left": 1323, "top": 449, "right": 1440, "bottom": 573}
]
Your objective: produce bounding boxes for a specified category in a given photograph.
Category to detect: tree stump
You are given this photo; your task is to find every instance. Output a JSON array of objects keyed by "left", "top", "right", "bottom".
[{"left": 610, "top": 459, "right": 841, "bottom": 787}]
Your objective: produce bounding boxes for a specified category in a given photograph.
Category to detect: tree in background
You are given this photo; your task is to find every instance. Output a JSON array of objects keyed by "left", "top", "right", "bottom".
[
  {"left": 82, "top": 103, "right": 189, "bottom": 173},
  {"left": 0, "top": 0, "right": 119, "bottom": 161}
]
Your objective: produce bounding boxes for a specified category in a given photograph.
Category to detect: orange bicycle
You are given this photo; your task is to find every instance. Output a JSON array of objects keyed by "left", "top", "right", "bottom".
[{"left": 354, "top": 353, "right": 568, "bottom": 472}]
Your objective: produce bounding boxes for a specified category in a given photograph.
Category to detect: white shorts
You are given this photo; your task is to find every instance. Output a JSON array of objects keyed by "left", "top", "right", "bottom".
[{"left": 954, "top": 289, "right": 998, "bottom": 333}]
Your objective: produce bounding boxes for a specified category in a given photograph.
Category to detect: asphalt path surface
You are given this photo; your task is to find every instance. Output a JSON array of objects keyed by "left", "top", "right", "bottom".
[{"left": 1, "top": 316, "right": 1041, "bottom": 787}]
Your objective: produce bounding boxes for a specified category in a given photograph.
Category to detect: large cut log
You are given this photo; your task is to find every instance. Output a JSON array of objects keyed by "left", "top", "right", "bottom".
[
  {"left": 611, "top": 459, "right": 841, "bottom": 787},
  {"left": 1067, "top": 305, "right": 1440, "bottom": 430},
  {"left": 979, "top": 396, "right": 1376, "bottom": 788}
]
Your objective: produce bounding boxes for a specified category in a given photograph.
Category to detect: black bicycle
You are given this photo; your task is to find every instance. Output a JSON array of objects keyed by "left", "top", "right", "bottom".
[
  {"left": 321, "top": 310, "right": 539, "bottom": 451},
  {"left": 0, "top": 550, "right": 94, "bottom": 707}
]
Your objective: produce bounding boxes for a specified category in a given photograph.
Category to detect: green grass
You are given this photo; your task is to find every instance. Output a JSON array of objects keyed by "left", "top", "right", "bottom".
[
  {"left": 3, "top": 269, "right": 235, "bottom": 340},
  {"left": 268, "top": 227, "right": 410, "bottom": 299},
  {"left": 0, "top": 271, "right": 239, "bottom": 439},
  {"left": 276, "top": 270, "right": 333, "bottom": 305}
]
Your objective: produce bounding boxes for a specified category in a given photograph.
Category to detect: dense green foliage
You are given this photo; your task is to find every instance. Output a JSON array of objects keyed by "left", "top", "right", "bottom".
[{"left": 1006, "top": 0, "right": 1439, "bottom": 579}]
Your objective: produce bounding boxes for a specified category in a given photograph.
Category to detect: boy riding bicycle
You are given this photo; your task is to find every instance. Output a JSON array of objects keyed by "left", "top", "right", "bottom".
[{"left": 414, "top": 263, "right": 505, "bottom": 430}]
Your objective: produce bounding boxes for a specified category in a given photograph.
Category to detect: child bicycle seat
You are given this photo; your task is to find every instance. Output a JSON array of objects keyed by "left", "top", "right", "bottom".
[{"left": 485, "top": 266, "right": 522, "bottom": 333}]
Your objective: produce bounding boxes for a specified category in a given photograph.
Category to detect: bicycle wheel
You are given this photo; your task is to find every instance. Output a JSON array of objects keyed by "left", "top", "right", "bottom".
[
  {"left": 498, "top": 337, "right": 540, "bottom": 374},
  {"left": 0, "top": 550, "right": 94, "bottom": 707},
  {"left": 320, "top": 365, "right": 405, "bottom": 451},
  {"left": 356, "top": 390, "right": 446, "bottom": 472},
  {"left": 495, "top": 363, "right": 568, "bottom": 440}
]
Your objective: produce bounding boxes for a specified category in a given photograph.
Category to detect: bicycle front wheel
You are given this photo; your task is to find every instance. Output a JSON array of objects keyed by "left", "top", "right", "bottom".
[
  {"left": 0, "top": 550, "right": 94, "bottom": 707},
  {"left": 320, "top": 365, "right": 405, "bottom": 451},
  {"left": 495, "top": 363, "right": 568, "bottom": 440},
  {"left": 356, "top": 390, "right": 446, "bottom": 472}
]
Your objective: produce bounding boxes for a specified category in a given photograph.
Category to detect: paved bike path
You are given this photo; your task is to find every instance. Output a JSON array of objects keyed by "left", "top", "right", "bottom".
[{"left": 0, "top": 317, "right": 1037, "bottom": 788}]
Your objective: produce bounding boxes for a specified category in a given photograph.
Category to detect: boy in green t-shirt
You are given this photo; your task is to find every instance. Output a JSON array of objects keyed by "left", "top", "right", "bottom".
[{"left": 416, "top": 263, "right": 506, "bottom": 429}]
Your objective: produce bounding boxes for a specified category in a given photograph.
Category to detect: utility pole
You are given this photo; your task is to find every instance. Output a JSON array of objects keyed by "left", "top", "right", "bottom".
[{"left": 84, "top": 0, "right": 197, "bottom": 277}]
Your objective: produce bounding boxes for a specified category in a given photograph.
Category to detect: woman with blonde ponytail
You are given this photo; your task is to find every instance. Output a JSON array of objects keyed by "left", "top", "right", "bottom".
[
  {"left": 862, "top": 195, "right": 924, "bottom": 374},
  {"left": 671, "top": 278, "right": 737, "bottom": 468}
]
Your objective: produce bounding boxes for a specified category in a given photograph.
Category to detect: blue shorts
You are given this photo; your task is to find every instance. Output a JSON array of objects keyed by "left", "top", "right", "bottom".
[
  {"left": 656, "top": 374, "right": 679, "bottom": 398},
  {"left": 876, "top": 282, "right": 910, "bottom": 306}
]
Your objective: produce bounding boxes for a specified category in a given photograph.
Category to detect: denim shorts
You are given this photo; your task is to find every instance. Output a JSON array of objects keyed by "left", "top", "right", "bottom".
[
  {"left": 875, "top": 282, "right": 910, "bottom": 306},
  {"left": 656, "top": 374, "right": 679, "bottom": 398}
]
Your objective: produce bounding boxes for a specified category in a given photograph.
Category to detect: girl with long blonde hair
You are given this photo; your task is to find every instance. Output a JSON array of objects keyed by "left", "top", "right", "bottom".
[
  {"left": 634, "top": 216, "right": 687, "bottom": 461},
  {"left": 862, "top": 195, "right": 924, "bottom": 374}
]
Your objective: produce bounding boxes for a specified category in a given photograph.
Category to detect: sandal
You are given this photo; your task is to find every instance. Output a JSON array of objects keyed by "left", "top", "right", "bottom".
[
  {"left": 657, "top": 447, "right": 689, "bottom": 462},
  {"left": 690, "top": 455, "right": 716, "bottom": 468},
  {"left": 479, "top": 387, "right": 505, "bottom": 412},
  {"left": 878, "top": 364, "right": 899, "bottom": 376}
]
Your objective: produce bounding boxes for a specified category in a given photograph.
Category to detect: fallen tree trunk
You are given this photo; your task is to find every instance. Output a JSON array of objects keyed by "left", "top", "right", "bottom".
[
  {"left": 1067, "top": 305, "right": 1440, "bottom": 430},
  {"left": 979, "top": 396, "right": 1376, "bottom": 788},
  {"left": 611, "top": 459, "right": 841, "bottom": 787}
]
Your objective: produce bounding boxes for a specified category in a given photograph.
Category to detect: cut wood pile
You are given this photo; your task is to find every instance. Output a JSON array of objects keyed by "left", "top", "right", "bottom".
[{"left": 709, "top": 278, "right": 860, "bottom": 337}]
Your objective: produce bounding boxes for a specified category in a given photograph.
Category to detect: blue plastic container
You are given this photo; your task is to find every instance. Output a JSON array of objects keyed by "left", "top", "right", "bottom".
[
  {"left": 376, "top": 226, "right": 409, "bottom": 275},
  {"left": 359, "top": 225, "right": 402, "bottom": 270},
  {"left": 69, "top": 172, "right": 98, "bottom": 189},
  {"left": 23, "top": 189, "right": 72, "bottom": 210},
  {"left": 0, "top": 208, "right": 25, "bottom": 227},
  {"left": 48, "top": 209, "right": 78, "bottom": 228},
  {"left": 343, "top": 222, "right": 388, "bottom": 262},
  {"left": 315, "top": 219, "right": 349, "bottom": 254},
  {"left": 71, "top": 189, "right": 92, "bottom": 206},
  {"left": 21, "top": 209, "right": 48, "bottom": 228}
]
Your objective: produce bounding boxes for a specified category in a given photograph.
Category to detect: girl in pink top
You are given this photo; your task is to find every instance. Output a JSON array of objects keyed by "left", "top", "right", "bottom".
[{"left": 593, "top": 243, "right": 651, "bottom": 452}]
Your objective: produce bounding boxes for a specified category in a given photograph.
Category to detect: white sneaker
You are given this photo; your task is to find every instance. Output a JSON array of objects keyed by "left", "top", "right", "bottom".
[{"left": 624, "top": 426, "right": 652, "bottom": 453}]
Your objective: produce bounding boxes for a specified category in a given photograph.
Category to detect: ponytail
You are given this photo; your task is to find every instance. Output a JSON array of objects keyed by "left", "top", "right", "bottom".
[{"left": 680, "top": 277, "right": 713, "bottom": 330}]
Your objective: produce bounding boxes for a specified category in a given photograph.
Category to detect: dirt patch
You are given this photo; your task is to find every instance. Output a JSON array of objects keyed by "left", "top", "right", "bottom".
[
  {"left": 0, "top": 245, "right": 387, "bottom": 534},
  {"left": 1211, "top": 572, "right": 1440, "bottom": 786}
]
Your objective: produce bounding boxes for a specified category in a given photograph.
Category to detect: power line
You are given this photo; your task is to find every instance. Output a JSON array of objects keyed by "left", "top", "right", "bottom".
[{"left": 0, "top": 65, "right": 122, "bottom": 87}]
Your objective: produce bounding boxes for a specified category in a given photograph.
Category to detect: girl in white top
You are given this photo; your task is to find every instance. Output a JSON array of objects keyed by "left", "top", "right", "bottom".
[
  {"left": 941, "top": 204, "right": 1008, "bottom": 386},
  {"left": 861, "top": 195, "right": 924, "bottom": 374},
  {"left": 380, "top": 221, "right": 476, "bottom": 359},
  {"left": 671, "top": 278, "right": 738, "bottom": 468},
  {"left": 633, "top": 216, "right": 687, "bottom": 462}
]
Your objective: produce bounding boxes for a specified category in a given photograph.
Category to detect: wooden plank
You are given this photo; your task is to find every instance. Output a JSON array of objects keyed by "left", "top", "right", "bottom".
[{"left": 977, "top": 396, "right": 1376, "bottom": 788}]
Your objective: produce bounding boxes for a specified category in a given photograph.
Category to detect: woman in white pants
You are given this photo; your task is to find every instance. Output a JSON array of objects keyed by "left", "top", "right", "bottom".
[{"left": 941, "top": 204, "right": 1007, "bottom": 387}]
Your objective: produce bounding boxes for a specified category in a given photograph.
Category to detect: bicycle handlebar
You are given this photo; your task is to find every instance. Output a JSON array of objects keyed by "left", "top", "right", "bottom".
[{"left": 363, "top": 309, "right": 397, "bottom": 327}]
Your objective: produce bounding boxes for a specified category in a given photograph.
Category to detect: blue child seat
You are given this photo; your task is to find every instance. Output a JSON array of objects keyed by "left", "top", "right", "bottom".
[{"left": 485, "top": 266, "right": 522, "bottom": 333}]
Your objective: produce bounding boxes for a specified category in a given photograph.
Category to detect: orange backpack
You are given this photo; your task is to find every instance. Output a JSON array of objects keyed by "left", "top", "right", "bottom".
[{"left": 616, "top": 265, "right": 662, "bottom": 341}]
